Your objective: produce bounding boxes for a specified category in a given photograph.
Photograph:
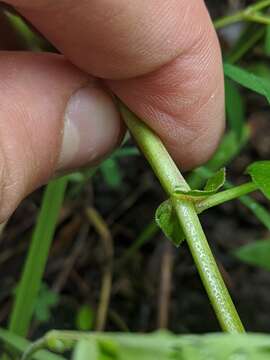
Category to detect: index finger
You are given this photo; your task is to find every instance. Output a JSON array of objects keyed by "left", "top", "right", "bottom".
[
  {"left": 6, "top": 0, "right": 225, "bottom": 169},
  {"left": 7, "top": 0, "right": 208, "bottom": 79}
]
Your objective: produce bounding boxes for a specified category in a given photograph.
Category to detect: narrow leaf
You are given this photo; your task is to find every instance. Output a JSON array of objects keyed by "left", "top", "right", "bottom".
[
  {"left": 248, "top": 62, "right": 270, "bottom": 82},
  {"left": 265, "top": 25, "right": 270, "bottom": 56},
  {"left": 9, "top": 177, "right": 68, "bottom": 336},
  {"left": 225, "top": 79, "right": 245, "bottom": 139},
  {"left": 246, "top": 161, "right": 270, "bottom": 199},
  {"left": 155, "top": 200, "right": 185, "bottom": 247},
  {"left": 224, "top": 63, "right": 270, "bottom": 103},
  {"left": 234, "top": 239, "right": 270, "bottom": 271}
]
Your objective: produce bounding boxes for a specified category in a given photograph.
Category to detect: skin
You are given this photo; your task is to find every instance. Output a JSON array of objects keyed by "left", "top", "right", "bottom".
[{"left": 0, "top": 0, "right": 224, "bottom": 221}]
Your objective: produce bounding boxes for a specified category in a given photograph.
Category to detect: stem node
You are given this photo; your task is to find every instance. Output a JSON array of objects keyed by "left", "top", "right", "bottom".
[{"left": 119, "top": 102, "right": 245, "bottom": 333}]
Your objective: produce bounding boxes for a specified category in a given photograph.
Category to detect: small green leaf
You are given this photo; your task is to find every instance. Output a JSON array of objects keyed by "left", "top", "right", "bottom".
[
  {"left": 34, "top": 283, "right": 59, "bottom": 323},
  {"left": 234, "top": 239, "right": 270, "bottom": 271},
  {"left": 175, "top": 169, "right": 226, "bottom": 198},
  {"left": 248, "top": 62, "right": 270, "bottom": 82},
  {"left": 246, "top": 161, "right": 270, "bottom": 199},
  {"left": 204, "top": 168, "right": 226, "bottom": 192},
  {"left": 155, "top": 200, "right": 185, "bottom": 247}
]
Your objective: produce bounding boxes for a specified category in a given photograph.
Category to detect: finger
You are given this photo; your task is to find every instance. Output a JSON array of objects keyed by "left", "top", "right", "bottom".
[
  {"left": 0, "top": 52, "right": 122, "bottom": 221},
  {"left": 7, "top": 0, "right": 224, "bottom": 169},
  {"left": 8, "top": 0, "right": 211, "bottom": 79},
  {"left": 109, "top": 28, "right": 225, "bottom": 169}
]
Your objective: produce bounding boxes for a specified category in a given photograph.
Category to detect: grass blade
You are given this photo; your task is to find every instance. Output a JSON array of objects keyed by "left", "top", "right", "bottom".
[
  {"left": 8, "top": 177, "right": 68, "bottom": 336},
  {"left": 224, "top": 63, "right": 270, "bottom": 103},
  {"left": 239, "top": 195, "right": 270, "bottom": 231},
  {"left": 265, "top": 24, "right": 270, "bottom": 55},
  {"left": 225, "top": 79, "right": 245, "bottom": 139}
]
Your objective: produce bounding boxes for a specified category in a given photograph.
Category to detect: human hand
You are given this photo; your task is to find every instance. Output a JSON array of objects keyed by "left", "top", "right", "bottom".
[{"left": 0, "top": 0, "right": 224, "bottom": 221}]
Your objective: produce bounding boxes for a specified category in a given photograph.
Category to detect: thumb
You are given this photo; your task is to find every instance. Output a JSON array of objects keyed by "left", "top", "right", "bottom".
[{"left": 0, "top": 52, "right": 122, "bottom": 222}]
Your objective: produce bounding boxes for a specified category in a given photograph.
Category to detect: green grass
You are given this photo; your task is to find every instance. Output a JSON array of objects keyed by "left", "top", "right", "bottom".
[{"left": 8, "top": 177, "right": 68, "bottom": 336}]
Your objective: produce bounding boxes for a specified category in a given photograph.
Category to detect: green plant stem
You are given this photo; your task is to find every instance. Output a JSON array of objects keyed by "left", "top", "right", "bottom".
[
  {"left": 4, "top": 10, "right": 45, "bottom": 51},
  {"left": 245, "top": 13, "right": 270, "bottom": 26},
  {"left": 196, "top": 182, "right": 258, "bottom": 214},
  {"left": 214, "top": 13, "right": 243, "bottom": 29},
  {"left": 0, "top": 221, "right": 7, "bottom": 237},
  {"left": 249, "top": 0, "right": 270, "bottom": 12},
  {"left": 9, "top": 177, "right": 68, "bottom": 337},
  {"left": 194, "top": 167, "right": 270, "bottom": 231},
  {"left": 225, "top": 26, "right": 265, "bottom": 64},
  {"left": 240, "top": 195, "right": 270, "bottom": 229},
  {"left": 119, "top": 103, "right": 244, "bottom": 333},
  {"left": 172, "top": 198, "right": 243, "bottom": 333},
  {"left": 21, "top": 339, "right": 47, "bottom": 360},
  {"left": 119, "top": 107, "right": 187, "bottom": 196},
  {"left": 215, "top": 12, "right": 270, "bottom": 29},
  {"left": 21, "top": 330, "right": 270, "bottom": 360},
  {"left": 214, "top": 0, "right": 270, "bottom": 29}
]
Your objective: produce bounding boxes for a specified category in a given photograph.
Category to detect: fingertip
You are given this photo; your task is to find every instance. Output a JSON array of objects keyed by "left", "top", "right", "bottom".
[{"left": 108, "top": 5, "right": 225, "bottom": 170}]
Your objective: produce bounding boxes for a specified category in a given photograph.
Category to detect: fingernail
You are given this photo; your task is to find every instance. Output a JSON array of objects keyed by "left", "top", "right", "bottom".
[{"left": 57, "top": 85, "right": 122, "bottom": 172}]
